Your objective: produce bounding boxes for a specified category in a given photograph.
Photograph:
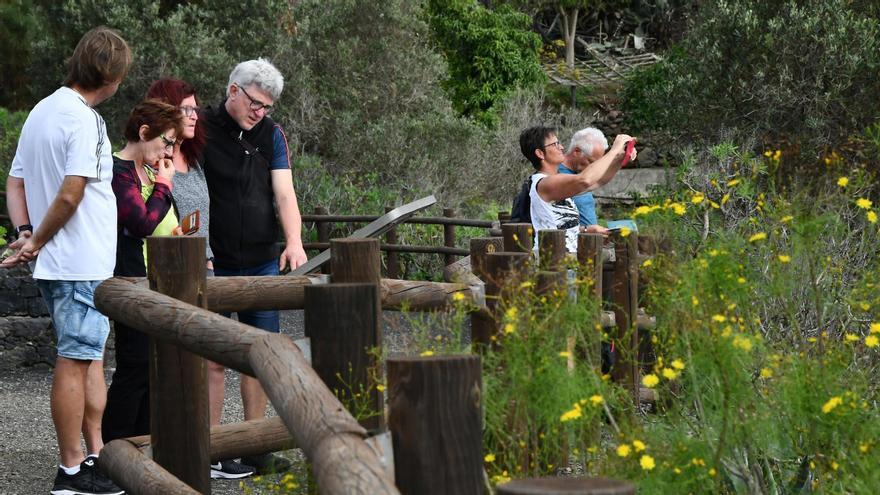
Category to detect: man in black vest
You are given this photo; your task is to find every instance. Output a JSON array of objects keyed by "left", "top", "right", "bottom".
[{"left": 202, "top": 58, "right": 307, "bottom": 477}]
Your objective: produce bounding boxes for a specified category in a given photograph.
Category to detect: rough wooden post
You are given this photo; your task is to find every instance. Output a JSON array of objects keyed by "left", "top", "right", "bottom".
[
  {"left": 443, "top": 207, "right": 457, "bottom": 267},
  {"left": 538, "top": 229, "right": 566, "bottom": 271},
  {"left": 385, "top": 206, "right": 400, "bottom": 279},
  {"left": 498, "top": 211, "right": 511, "bottom": 223},
  {"left": 609, "top": 233, "right": 639, "bottom": 404},
  {"left": 100, "top": 440, "right": 202, "bottom": 495},
  {"left": 329, "top": 238, "right": 384, "bottom": 430},
  {"left": 577, "top": 233, "right": 604, "bottom": 300},
  {"left": 469, "top": 237, "right": 504, "bottom": 349},
  {"left": 315, "top": 206, "right": 331, "bottom": 274},
  {"left": 502, "top": 223, "right": 534, "bottom": 253},
  {"left": 387, "top": 355, "right": 482, "bottom": 495},
  {"left": 146, "top": 236, "right": 209, "bottom": 494},
  {"left": 479, "top": 252, "right": 530, "bottom": 347},
  {"left": 305, "top": 283, "right": 382, "bottom": 431},
  {"left": 497, "top": 477, "right": 635, "bottom": 495}
]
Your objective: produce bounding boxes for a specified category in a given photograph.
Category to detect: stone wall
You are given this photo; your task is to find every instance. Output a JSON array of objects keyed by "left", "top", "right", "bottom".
[{"left": 0, "top": 265, "right": 54, "bottom": 371}]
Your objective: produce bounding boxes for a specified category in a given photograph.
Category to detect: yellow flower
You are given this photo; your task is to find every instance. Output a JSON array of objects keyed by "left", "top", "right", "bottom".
[
  {"left": 837, "top": 177, "right": 849, "bottom": 187},
  {"left": 505, "top": 307, "right": 518, "bottom": 319},
  {"left": 865, "top": 335, "right": 879, "bottom": 348},
  {"left": 760, "top": 368, "right": 773, "bottom": 378},
  {"left": 632, "top": 440, "right": 646, "bottom": 452},
  {"left": 870, "top": 323, "right": 880, "bottom": 334},
  {"left": 868, "top": 210, "right": 878, "bottom": 224},
  {"left": 732, "top": 335, "right": 753, "bottom": 352},
  {"left": 558, "top": 351, "right": 572, "bottom": 358},
  {"left": 861, "top": 302, "right": 871, "bottom": 311},
  {"left": 781, "top": 215, "right": 794, "bottom": 223},
  {"left": 670, "top": 359, "right": 685, "bottom": 370},
  {"left": 589, "top": 395, "right": 604, "bottom": 406},
  {"left": 691, "top": 193, "right": 705, "bottom": 204},
  {"left": 642, "top": 374, "right": 660, "bottom": 388},
  {"left": 712, "top": 314, "right": 727, "bottom": 323},
  {"left": 620, "top": 227, "right": 631, "bottom": 237},
  {"left": 640, "top": 455, "right": 656, "bottom": 470},
  {"left": 721, "top": 193, "right": 730, "bottom": 205},
  {"left": 845, "top": 333, "right": 860, "bottom": 342},
  {"left": 642, "top": 259, "right": 653, "bottom": 268},
  {"left": 859, "top": 442, "right": 870, "bottom": 453},
  {"left": 822, "top": 396, "right": 843, "bottom": 414},
  {"left": 748, "top": 232, "right": 767, "bottom": 242},
  {"left": 661, "top": 368, "right": 679, "bottom": 380},
  {"left": 778, "top": 254, "right": 791, "bottom": 263},
  {"left": 504, "top": 323, "right": 516, "bottom": 334},
  {"left": 616, "top": 444, "right": 631, "bottom": 457},
  {"left": 420, "top": 350, "right": 434, "bottom": 357},
  {"left": 737, "top": 277, "right": 747, "bottom": 284},
  {"left": 519, "top": 281, "right": 533, "bottom": 289},
  {"left": 692, "top": 296, "right": 699, "bottom": 307},
  {"left": 376, "top": 384, "right": 386, "bottom": 392},
  {"left": 560, "top": 403, "right": 583, "bottom": 422},
  {"left": 709, "top": 468, "right": 717, "bottom": 477},
  {"left": 856, "top": 198, "right": 873, "bottom": 209},
  {"left": 452, "top": 292, "right": 465, "bottom": 302},
  {"left": 670, "top": 203, "right": 686, "bottom": 215},
  {"left": 484, "top": 453, "right": 496, "bottom": 463},
  {"left": 727, "top": 178, "right": 741, "bottom": 187}
]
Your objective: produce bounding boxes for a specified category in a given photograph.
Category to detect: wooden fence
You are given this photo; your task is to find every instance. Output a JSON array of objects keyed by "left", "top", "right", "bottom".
[{"left": 92, "top": 225, "right": 654, "bottom": 494}]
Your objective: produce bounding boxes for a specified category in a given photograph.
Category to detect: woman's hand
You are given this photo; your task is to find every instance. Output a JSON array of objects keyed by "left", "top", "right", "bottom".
[{"left": 156, "top": 158, "right": 176, "bottom": 181}]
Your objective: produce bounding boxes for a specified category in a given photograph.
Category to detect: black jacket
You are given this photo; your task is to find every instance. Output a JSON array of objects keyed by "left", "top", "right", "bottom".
[{"left": 202, "top": 101, "right": 279, "bottom": 269}]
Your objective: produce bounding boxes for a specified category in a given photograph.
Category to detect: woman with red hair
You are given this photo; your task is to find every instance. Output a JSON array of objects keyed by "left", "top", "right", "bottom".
[{"left": 145, "top": 78, "right": 255, "bottom": 480}]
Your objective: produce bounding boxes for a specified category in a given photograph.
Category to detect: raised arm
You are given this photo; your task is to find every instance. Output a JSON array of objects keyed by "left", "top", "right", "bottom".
[
  {"left": 112, "top": 164, "right": 173, "bottom": 238},
  {"left": 536, "top": 134, "right": 634, "bottom": 203}
]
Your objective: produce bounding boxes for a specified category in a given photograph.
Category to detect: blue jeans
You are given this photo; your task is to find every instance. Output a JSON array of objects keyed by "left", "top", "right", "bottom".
[
  {"left": 37, "top": 279, "right": 110, "bottom": 361},
  {"left": 214, "top": 259, "right": 280, "bottom": 332}
]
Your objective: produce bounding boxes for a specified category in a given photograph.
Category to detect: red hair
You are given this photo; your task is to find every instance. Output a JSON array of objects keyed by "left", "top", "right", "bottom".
[{"left": 146, "top": 78, "right": 206, "bottom": 168}]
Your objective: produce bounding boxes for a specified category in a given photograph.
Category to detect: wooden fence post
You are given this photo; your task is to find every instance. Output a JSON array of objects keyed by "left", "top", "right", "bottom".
[
  {"left": 498, "top": 211, "right": 511, "bottom": 223},
  {"left": 469, "top": 237, "right": 504, "bottom": 348},
  {"left": 330, "top": 238, "right": 384, "bottom": 430},
  {"left": 609, "top": 233, "right": 639, "bottom": 404},
  {"left": 496, "top": 477, "right": 635, "bottom": 495},
  {"left": 305, "top": 283, "right": 383, "bottom": 431},
  {"left": 387, "top": 355, "right": 482, "bottom": 495},
  {"left": 146, "top": 236, "right": 209, "bottom": 494},
  {"left": 315, "top": 206, "right": 331, "bottom": 274},
  {"left": 384, "top": 206, "right": 401, "bottom": 278},
  {"left": 443, "top": 207, "right": 457, "bottom": 267},
  {"left": 538, "top": 229, "right": 566, "bottom": 272},
  {"left": 577, "top": 233, "right": 604, "bottom": 300},
  {"left": 502, "top": 223, "right": 534, "bottom": 253}
]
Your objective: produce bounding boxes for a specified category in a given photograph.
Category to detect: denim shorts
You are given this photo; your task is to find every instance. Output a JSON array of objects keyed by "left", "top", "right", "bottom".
[
  {"left": 214, "top": 259, "right": 280, "bottom": 333},
  {"left": 37, "top": 279, "right": 110, "bottom": 361}
]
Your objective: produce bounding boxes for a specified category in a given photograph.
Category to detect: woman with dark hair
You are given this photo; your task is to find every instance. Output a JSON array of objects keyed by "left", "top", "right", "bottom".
[
  {"left": 102, "top": 99, "right": 182, "bottom": 443},
  {"left": 145, "top": 79, "right": 255, "bottom": 479}
]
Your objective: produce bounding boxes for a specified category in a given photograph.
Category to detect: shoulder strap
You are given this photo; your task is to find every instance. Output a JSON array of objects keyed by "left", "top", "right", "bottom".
[{"left": 229, "top": 129, "right": 271, "bottom": 169}]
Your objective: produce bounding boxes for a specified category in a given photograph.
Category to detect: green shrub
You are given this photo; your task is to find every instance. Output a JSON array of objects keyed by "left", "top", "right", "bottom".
[{"left": 622, "top": 0, "right": 880, "bottom": 156}]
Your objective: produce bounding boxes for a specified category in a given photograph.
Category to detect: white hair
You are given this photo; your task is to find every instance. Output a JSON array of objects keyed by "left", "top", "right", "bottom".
[
  {"left": 226, "top": 58, "right": 284, "bottom": 100},
  {"left": 568, "top": 127, "right": 608, "bottom": 155}
]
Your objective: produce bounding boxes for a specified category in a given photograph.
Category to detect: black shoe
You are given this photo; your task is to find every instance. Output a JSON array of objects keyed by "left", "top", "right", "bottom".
[
  {"left": 210, "top": 459, "right": 256, "bottom": 479},
  {"left": 51, "top": 457, "right": 124, "bottom": 495},
  {"left": 240, "top": 453, "right": 292, "bottom": 475}
]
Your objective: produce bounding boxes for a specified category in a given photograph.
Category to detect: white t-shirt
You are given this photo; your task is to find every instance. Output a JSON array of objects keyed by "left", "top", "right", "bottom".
[
  {"left": 529, "top": 172, "right": 580, "bottom": 253},
  {"left": 9, "top": 87, "right": 117, "bottom": 280}
]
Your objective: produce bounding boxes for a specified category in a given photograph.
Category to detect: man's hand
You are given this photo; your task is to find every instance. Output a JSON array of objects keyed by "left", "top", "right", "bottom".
[
  {"left": 279, "top": 243, "right": 308, "bottom": 272},
  {"left": 0, "top": 232, "right": 39, "bottom": 268},
  {"left": 581, "top": 224, "right": 611, "bottom": 238}
]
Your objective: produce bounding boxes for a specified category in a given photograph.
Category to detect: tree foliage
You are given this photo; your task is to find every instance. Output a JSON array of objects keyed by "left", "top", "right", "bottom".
[{"left": 424, "top": 0, "right": 545, "bottom": 124}]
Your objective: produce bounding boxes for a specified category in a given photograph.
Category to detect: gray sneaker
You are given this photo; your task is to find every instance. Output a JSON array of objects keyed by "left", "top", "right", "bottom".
[{"left": 210, "top": 459, "right": 256, "bottom": 479}]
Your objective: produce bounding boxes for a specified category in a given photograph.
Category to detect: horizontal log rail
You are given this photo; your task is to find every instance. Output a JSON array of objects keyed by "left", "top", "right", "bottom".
[
  {"left": 127, "top": 416, "right": 295, "bottom": 462},
  {"left": 304, "top": 241, "right": 469, "bottom": 256},
  {"left": 121, "top": 275, "right": 480, "bottom": 313},
  {"left": 100, "top": 440, "right": 201, "bottom": 495},
  {"left": 95, "top": 277, "right": 399, "bottom": 494},
  {"left": 302, "top": 213, "right": 493, "bottom": 228}
]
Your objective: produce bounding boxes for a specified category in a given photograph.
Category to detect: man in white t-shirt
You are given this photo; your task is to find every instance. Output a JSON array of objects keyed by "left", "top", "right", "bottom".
[
  {"left": 519, "top": 126, "right": 635, "bottom": 252},
  {"left": 3, "top": 27, "right": 130, "bottom": 495}
]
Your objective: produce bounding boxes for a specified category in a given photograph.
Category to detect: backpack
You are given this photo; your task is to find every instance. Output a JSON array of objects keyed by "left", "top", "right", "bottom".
[{"left": 510, "top": 175, "right": 533, "bottom": 223}]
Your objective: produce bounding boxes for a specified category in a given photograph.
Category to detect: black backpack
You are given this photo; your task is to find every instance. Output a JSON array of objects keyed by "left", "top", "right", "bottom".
[{"left": 510, "top": 175, "right": 532, "bottom": 223}]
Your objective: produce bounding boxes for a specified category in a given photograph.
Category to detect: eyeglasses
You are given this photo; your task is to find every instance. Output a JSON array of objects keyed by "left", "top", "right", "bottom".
[
  {"left": 180, "top": 105, "right": 199, "bottom": 117},
  {"left": 540, "top": 140, "right": 563, "bottom": 150},
  {"left": 159, "top": 134, "right": 176, "bottom": 150},
  {"left": 236, "top": 84, "right": 274, "bottom": 114}
]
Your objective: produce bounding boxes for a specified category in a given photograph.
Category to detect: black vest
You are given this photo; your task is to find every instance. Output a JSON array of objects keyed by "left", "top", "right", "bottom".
[{"left": 202, "top": 101, "right": 279, "bottom": 269}]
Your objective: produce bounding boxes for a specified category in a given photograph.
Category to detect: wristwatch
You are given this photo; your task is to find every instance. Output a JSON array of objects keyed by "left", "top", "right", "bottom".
[{"left": 15, "top": 224, "right": 33, "bottom": 235}]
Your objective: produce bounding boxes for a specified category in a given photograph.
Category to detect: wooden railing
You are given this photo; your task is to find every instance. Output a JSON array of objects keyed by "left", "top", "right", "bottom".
[{"left": 91, "top": 227, "right": 651, "bottom": 494}]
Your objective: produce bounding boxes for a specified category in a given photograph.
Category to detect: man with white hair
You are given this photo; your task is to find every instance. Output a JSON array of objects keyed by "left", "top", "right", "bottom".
[
  {"left": 559, "top": 127, "right": 610, "bottom": 234},
  {"left": 202, "top": 58, "right": 307, "bottom": 477}
]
